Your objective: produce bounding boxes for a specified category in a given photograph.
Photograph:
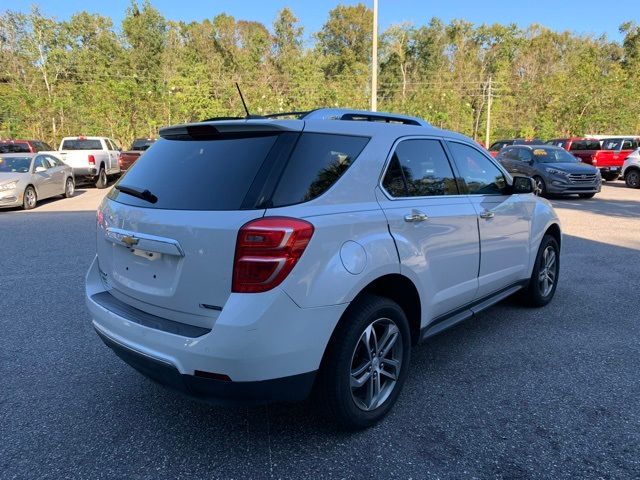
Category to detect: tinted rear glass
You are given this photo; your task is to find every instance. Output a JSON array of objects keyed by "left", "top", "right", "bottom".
[
  {"left": 62, "top": 139, "right": 103, "bottom": 150},
  {"left": 0, "top": 142, "right": 30, "bottom": 153},
  {"left": 110, "top": 134, "right": 281, "bottom": 210},
  {"left": 570, "top": 140, "right": 600, "bottom": 151},
  {"left": 131, "top": 139, "right": 155, "bottom": 151},
  {"left": 270, "top": 133, "right": 369, "bottom": 207}
]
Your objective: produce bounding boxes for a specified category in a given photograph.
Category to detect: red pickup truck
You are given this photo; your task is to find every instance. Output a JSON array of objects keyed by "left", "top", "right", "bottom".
[
  {"left": 117, "top": 138, "right": 155, "bottom": 171},
  {"left": 0, "top": 139, "right": 53, "bottom": 153},
  {"left": 547, "top": 137, "right": 640, "bottom": 181}
]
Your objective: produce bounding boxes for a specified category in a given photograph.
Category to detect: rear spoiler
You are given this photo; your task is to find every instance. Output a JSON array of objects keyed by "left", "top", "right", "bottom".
[{"left": 159, "top": 120, "right": 303, "bottom": 140}]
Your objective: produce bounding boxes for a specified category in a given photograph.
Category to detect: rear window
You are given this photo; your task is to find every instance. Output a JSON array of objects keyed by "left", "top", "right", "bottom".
[
  {"left": 61, "top": 139, "right": 103, "bottom": 150},
  {"left": 111, "top": 133, "right": 283, "bottom": 210},
  {"left": 270, "top": 133, "right": 369, "bottom": 207},
  {"left": 110, "top": 131, "right": 368, "bottom": 211},
  {"left": 0, "top": 142, "right": 30, "bottom": 153},
  {"left": 570, "top": 140, "right": 600, "bottom": 151},
  {"left": 131, "top": 139, "right": 155, "bottom": 151}
]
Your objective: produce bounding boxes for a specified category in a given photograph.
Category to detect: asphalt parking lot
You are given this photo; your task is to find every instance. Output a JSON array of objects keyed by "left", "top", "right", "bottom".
[{"left": 1, "top": 182, "right": 639, "bottom": 479}]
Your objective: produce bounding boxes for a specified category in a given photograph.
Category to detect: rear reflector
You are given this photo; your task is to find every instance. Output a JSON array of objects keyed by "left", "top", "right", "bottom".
[
  {"left": 194, "top": 370, "right": 231, "bottom": 381},
  {"left": 232, "top": 217, "right": 314, "bottom": 293}
]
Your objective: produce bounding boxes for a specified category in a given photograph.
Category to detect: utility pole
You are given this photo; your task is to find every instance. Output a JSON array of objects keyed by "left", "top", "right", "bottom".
[
  {"left": 485, "top": 76, "right": 492, "bottom": 147},
  {"left": 371, "top": 0, "right": 378, "bottom": 112}
]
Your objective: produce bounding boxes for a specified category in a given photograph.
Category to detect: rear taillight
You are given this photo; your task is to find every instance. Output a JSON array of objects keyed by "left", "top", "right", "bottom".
[
  {"left": 232, "top": 217, "right": 314, "bottom": 293},
  {"left": 117, "top": 153, "right": 123, "bottom": 167},
  {"left": 591, "top": 155, "right": 597, "bottom": 166},
  {"left": 88, "top": 154, "right": 95, "bottom": 165}
]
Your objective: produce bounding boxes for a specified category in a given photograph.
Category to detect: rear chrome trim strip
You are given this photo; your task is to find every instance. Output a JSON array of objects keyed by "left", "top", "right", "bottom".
[{"left": 105, "top": 227, "right": 185, "bottom": 257}]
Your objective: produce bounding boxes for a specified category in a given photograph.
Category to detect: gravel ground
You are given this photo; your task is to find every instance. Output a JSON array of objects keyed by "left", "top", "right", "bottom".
[{"left": 1, "top": 182, "right": 639, "bottom": 479}]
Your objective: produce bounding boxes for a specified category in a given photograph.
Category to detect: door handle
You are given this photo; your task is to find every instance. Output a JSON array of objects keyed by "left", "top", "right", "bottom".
[
  {"left": 404, "top": 210, "right": 428, "bottom": 223},
  {"left": 479, "top": 211, "right": 495, "bottom": 219}
]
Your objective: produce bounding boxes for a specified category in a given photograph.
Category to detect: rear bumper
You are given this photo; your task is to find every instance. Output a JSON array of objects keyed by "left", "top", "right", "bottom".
[
  {"left": 95, "top": 327, "right": 316, "bottom": 405},
  {"left": 72, "top": 166, "right": 98, "bottom": 180},
  {"left": 85, "top": 256, "right": 346, "bottom": 403}
]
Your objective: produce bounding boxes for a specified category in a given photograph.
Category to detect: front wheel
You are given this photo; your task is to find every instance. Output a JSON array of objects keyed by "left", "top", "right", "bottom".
[
  {"left": 23, "top": 186, "right": 37, "bottom": 210},
  {"left": 519, "top": 234, "right": 560, "bottom": 307},
  {"left": 533, "top": 176, "right": 546, "bottom": 197},
  {"left": 578, "top": 193, "right": 595, "bottom": 199},
  {"left": 316, "top": 294, "right": 411, "bottom": 429},
  {"left": 95, "top": 168, "right": 108, "bottom": 189},
  {"left": 625, "top": 169, "right": 640, "bottom": 189}
]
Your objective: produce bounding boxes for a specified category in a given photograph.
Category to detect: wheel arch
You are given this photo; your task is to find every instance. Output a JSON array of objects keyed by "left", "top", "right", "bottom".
[{"left": 544, "top": 222, "right": 561, "bottom": 250}]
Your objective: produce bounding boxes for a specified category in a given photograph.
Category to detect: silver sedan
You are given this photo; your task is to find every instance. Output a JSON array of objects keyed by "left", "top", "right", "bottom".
[{"left": 0, "top": 153, "right": 75, "bottom": 210}]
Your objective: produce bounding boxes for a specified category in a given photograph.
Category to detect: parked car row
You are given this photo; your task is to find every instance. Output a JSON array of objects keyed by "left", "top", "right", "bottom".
[
  {"left": 489, "top": 135, "right": 640, "bottom": 191},
  {"left": 0, "top": 136, "right": 155, "bottom": 210}
]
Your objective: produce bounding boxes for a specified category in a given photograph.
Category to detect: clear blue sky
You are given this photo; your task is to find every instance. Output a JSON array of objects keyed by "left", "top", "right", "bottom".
[{"left": 0, "top": 0, "right": 636, "bottom": 42}]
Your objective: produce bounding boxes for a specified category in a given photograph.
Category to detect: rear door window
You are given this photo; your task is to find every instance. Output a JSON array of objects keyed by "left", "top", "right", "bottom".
[
  {"left": 382, "top": 139, "right": 458, "bottom": 197},
  {"left": 270, "top": 133, "right": 369, "bottom": 207}
]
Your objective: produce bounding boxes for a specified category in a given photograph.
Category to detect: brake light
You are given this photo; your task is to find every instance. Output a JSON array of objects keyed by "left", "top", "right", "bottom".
[
  {"left": 88, "top": 154, "right": 95, "bottom": 165},
  {"left": 232, "top": 217, "right": 314, "bottom": 293},
  {"left": 117, "top": 153, "right": 123, "bottom": 167}
]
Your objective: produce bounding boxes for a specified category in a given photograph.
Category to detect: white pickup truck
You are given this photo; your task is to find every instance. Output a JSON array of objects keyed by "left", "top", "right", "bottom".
[{"left": 56, "top": 136, "right": 121, "bottom": 188}]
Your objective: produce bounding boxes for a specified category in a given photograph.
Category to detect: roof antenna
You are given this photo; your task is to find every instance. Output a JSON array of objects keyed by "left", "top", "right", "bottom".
[{"left": 235, "top": 82, "right": 252, "bottom": 118}]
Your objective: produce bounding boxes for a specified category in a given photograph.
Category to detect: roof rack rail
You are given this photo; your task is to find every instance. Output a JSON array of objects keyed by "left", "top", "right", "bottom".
[{"left": 301, "top": 108, "right": 430, "bottom": 127}]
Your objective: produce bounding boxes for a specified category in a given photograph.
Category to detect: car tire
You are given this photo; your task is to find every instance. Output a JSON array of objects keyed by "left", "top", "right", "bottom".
[
  {"left": 23, "top": 185, "right": 37, "bottom": 210},
  {"left": 519, "top": 234, "right": 560, "bottom": 308},
  {"left": 578, "top": 193, "right": 595, "bottom": 199},
  {"left": 316, "top": 294, "right": 411, "bottom": 430},
  {"left": 625, "top": 169, "right": 640, "bottom": 189},
  {"left": 95, "top": 168, "right": 108, "bottom": 189},
  {"left": 602, "top": 172, "right": 619, "bottom": 182},
  {"left": 533, "top": 176, "right": 547, "bottom": 197},
  {"left": 64, "top": 177, "right": 75, "bottom": 198}
]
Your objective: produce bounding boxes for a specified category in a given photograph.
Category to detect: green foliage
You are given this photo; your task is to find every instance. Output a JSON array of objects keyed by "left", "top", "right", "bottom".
[{"left": 0, "top": 2, "right": 638, "bottom": 147}]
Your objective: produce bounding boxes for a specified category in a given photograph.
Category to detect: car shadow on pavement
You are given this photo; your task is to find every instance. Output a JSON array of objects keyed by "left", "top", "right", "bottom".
[{"left": 549, "top": 196, "right": 640, "bottom": 219}]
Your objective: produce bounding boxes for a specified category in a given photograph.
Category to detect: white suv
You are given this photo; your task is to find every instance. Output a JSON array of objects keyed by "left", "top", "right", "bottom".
[
  {"left": 86, "top": 109, "right": 561, "bottom": 428},
  {"left": 623, "top": 148, "right": 640, "bottom": 188}
]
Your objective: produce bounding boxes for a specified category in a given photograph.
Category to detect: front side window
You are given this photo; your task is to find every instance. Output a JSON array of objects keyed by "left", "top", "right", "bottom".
[
  {"left": 448, "top": 142, "right": 507, "bottom": 195},
  {"left": 382, "top": 139, "right": 458, "bottom": 197},
  {"left": 33, "top": 157, "right": 48, "bottom": 172},
  {"left": 517, "top": 149, "right": 533, "bottom": 162}
]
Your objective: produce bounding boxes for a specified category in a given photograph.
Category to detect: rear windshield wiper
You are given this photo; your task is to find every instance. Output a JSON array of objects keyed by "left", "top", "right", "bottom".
[{"left": 115, "top": 184, "right": 158, "bottom": 204}]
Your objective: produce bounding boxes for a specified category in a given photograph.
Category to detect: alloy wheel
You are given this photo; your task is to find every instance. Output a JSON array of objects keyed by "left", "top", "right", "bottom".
[
  {"left": 627, "top": 171, "right": 640, "bottom": 188},
  {"left": 25, "top": 188, "right": 36, "bottom": 208},
  {"left": 66, "top": 179, "right": 74, "bottom": 196},
  {"left": 350, "top": 318, "right": 403, "bottom": 411},
  {"left": 534, "top": 178, "right": 544, "bottom": 196},
  {"left": 538, "top": 245, "right": 557, "bottom": 297}
]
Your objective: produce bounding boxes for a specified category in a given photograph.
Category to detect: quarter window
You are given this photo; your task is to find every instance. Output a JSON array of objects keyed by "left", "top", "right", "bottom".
[
  {"left": 448, "top": 142, "right": 507, "bottom": 195},
  {"left": 382, "top": 139, "right": 458, "bottom": 197}
]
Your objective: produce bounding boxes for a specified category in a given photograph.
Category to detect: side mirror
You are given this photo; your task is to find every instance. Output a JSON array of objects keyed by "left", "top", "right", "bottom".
[
  {"left": 512, "top": 176, "right": 535, "bottom": 194},
  {"left": 35, "top": 166, "right": 46, "bottom": 173}
]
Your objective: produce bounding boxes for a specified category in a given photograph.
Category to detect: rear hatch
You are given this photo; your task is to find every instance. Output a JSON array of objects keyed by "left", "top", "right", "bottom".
[{"left": 96, "top": 121, "right": 303, "bottom": 328}]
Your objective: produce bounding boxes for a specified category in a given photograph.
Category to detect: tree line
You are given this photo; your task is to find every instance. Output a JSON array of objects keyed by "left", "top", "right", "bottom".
[{"left": 1, "top": 1, "right": 639, "bottom": 147}]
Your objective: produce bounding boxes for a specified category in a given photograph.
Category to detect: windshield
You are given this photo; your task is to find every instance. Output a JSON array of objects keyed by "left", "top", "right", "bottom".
[
  {"left": 61, "top": 139, "right": 102, "bottom": 150},
  {"left": 0, "top": 142, "right": 30, "bottom": 153},
  {"left": 532, "top": 148, "right": 579, "bottom": 163},
  {"left": 0, "top": 156, "right": 31, "bottom": 173}
]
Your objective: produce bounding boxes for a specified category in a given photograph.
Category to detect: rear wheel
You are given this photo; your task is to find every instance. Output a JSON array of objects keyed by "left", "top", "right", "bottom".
[
  {"left": 64, "top": 177, "right": 75, "bottom": 198},
  {"left": 23, "top": 186, "right": 37, "bottom": 210},
  {"left": 316, "top": 294, "right": 411, "bottom": 430},
  {"left": 578, "top": 193, "right": 595, "bottom": 199},
  {"left": 602, "top": 172, "right": 619, "bottom": 181},
  {"left": 95, "top": 168, "right": 108, "bottom": 189},
  {"left": 519, "top": 234, "right": 560, "bottom": 307},
  {"left": 625, "top": 169, "right": 640, "bottom": 189},
  {"left": 533, "top": 176, "right": 546, "bottom": 197}
]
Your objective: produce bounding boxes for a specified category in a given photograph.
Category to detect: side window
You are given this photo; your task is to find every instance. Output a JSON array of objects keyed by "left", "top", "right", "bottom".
[
  {"left": 45, "top": 155, "right": 61, "bottom": 167},
  {"left": 382, "top": 139, "right": 458, "bottom": 197},
  {"left": 33, "top": 156, "right": 47, "bottom": 172},
  {"left": 622, "top": 140, "right": 633, "bottom": 150},
  {"left": 105, "top": 139, "right": 114, "bottom": 151},
  {"left": 517, "top": 149, "right": 532, "bottom": 162},
  {"left": 270, "top": 133, "right": 369, "bottom": 207},
  {"left": 501, "top": 147, "right": 517, "bottom": 160},
  {"left": 448, "top": 142, "right": 507, "bottom": 195}
]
